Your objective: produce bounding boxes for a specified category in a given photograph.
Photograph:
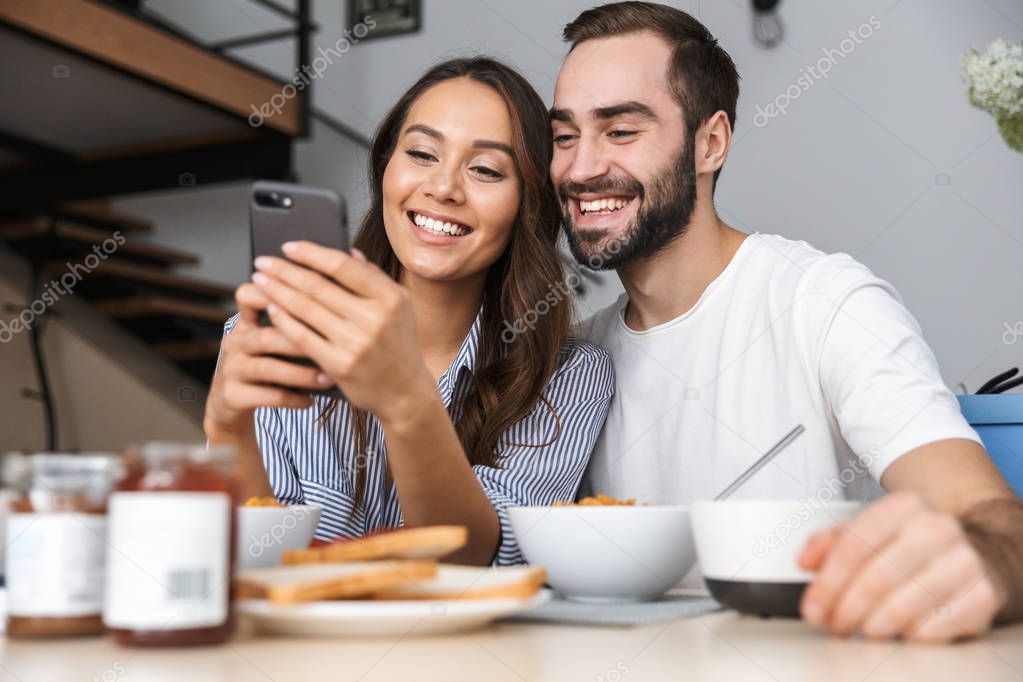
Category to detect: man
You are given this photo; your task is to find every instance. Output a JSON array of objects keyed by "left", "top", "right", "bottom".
[{"left": 552, "top": 1, "right": 1023, "bottom": 641}]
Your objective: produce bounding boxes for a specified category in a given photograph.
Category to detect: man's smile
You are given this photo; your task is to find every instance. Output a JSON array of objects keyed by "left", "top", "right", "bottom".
[{"left": 567, "top": 193, "right": 639, "bottom": 229}]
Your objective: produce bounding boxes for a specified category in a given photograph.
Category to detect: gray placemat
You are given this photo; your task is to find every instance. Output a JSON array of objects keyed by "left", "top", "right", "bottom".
[{"left": 503, "top": 592, "right": 720, "bottom": 627}]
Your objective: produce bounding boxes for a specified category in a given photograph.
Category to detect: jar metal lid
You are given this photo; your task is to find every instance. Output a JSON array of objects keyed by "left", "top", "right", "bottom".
[
  {"left": 136, "top": 442, "right": 236, "bottom": 466},
  {"left": 2, "top": 452, "right": 122, "bottom": 494}
]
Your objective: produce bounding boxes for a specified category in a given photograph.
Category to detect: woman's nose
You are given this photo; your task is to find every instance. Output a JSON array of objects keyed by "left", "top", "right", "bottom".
[{"left": 424, "top": 165, "right": 465, "bottom": 204}]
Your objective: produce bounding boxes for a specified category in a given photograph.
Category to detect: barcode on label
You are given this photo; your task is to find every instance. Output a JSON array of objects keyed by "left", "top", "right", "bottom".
[{"left": 167, "top": 569, "right": 208, "bottom": 601}]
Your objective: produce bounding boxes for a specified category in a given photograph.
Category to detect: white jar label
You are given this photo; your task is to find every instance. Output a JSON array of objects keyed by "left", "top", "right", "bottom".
[
  {"left": 5, "top": 513, "right": 107, "bottom": 617},
  {"left": 103, "top": 491, "right": 230, "bottom": 630}
]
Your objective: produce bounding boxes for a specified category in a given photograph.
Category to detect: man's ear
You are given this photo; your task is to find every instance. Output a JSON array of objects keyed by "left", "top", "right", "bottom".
[{"left": 696, "top": 110, "right": 732, "bottom": 176}]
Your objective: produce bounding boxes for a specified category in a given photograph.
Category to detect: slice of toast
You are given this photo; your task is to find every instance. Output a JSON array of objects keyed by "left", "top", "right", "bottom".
[
  {"left": 236, "top": 560, "right": 437, "bottom": 604},
  {"left": 283, "top": 526, "right": 468, "bottom": 565},
  {"left": 371, "top": 564, "right": 547, "bottom": 601}
]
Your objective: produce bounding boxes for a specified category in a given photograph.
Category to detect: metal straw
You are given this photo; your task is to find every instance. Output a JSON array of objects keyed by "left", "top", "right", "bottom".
[{"left": 714, "top": 424, "right": 806, "bottom": 501}]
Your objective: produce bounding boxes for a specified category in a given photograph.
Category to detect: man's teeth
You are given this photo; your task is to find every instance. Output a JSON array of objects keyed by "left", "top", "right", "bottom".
[
  {"left": 579, "top": 197, "right": 630, "bottom": 215},
  {"left": 412, "top": 212, "right": 469, "bottom": 236}
]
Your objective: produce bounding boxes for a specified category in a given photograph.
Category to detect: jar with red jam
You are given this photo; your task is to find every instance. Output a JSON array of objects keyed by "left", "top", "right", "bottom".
[
  {"left": 103, "top": 442, "right": 238, "bottom": 646},
  {"left": 3, "top": 452, "right": 121, "bottom": 637}
]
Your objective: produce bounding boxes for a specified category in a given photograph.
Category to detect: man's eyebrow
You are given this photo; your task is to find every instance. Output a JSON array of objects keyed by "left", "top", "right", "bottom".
[
  {"left": 550, "top": 102, "right": 658, "bottom": 123},
  {"left": 593, "top": 101, "right": 658, "bottom": 121},
  {"left": 403, "top": 123, "right": 513, "bottom": 156},
  {"left": 550, "top": 108, "right": 573, "bottom": 123}
]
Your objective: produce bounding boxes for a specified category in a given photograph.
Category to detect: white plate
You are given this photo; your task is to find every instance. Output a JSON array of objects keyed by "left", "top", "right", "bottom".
[{"left": 238, "top": 590, "right": 551, "bottom": 637}]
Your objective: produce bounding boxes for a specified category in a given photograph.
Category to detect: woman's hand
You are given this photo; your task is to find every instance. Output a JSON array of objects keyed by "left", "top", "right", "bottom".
[
  {"left": 204, "top": 282, "right": 326, "bottom": 438},
  {"left": 251, "top": 241, "right": 437, "bottom": 426}
]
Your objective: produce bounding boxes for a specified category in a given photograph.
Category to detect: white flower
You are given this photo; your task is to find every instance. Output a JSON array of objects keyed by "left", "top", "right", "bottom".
[{"left": 962, "top": 38, "right": 1023, "bottom": 119}]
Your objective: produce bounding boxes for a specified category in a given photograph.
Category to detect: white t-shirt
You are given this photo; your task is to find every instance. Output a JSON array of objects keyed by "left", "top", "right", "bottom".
[{"left": 578, "top": 233, "right": 980, "bottom": 508}]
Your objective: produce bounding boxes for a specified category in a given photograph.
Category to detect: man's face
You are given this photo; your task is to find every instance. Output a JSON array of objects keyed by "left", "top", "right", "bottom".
[{"left": 551, "top": 32, "right": 695, "bottom": 269}]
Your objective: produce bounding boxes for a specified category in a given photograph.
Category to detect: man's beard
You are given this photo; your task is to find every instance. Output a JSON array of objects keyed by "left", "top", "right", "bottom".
[{"left": 559, "top": 139, "right": 697, "bottom": 270}]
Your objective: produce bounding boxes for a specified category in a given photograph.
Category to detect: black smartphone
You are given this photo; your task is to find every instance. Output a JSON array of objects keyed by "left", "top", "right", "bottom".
[{"left": 249, "top": 181, "right": 349, "bottom": 399}]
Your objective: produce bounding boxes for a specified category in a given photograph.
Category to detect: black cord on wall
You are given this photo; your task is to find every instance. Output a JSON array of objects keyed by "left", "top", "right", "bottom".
[{"left": 26, "top": 248, "right": 57, "bottom": 452}]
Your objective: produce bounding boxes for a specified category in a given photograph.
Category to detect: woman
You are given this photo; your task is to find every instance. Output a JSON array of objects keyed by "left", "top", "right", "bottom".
[{"left": 204, "top": 57, "right": 613, "bottom": 566}]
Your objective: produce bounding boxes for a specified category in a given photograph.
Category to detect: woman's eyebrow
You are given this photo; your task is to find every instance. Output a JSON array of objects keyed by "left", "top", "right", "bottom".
[
  {"left": 404, "top": 123, "right": 513, "bottom": 156},
  {"left": 405, "top": 123, "right": 443, "bottom": 140}
]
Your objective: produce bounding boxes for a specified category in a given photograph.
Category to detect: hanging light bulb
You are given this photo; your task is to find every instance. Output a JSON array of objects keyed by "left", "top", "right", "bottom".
[{"left": 752, "top": 0, "right": 784, "bottom": 49}]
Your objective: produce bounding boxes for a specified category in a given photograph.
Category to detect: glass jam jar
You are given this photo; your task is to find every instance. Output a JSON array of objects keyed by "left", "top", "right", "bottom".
[
  {"left": 103, "top": 442, "right": 238, "bottom": 647},
  {"left": 3, "top": 452, "right": 121, "bottom": 637}
]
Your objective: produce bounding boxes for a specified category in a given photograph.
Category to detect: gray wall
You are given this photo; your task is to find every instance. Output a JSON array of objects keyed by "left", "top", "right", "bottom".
[
  {"left": 124, "top": 0, "right": 1023, "bottom": 392},
  {"left": 0, "top": 247, "right": 205, "bottom": 452},
  {"left": 112, "top": 117, "right": 370, "bottom": 290}
]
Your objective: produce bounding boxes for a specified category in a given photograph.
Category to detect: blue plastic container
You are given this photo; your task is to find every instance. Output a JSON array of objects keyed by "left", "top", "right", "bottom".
[{"left": 957, "top": 394, "right": 1023, "bottom": 498}]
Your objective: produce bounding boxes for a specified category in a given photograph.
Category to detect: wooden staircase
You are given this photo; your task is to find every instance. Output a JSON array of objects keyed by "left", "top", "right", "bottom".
[
  {"left": 1, "top": 200, "right": 234, "bottom": 385},
  {"left": 0, "top": 0, "right": 305, "bottom": 211}
]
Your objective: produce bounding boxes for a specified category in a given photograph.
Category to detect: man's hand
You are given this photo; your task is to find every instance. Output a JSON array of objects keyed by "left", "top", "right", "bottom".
[{"left": 798, "top": 491, "right": 1007, "bottom": 642}]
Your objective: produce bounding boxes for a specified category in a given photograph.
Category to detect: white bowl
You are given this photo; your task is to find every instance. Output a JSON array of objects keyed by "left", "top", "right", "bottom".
[
  {"left": 236, "top": 504, "right": 322, "bottom": 570},
  {"left": 508, "top": 505, "right": 694, "bottom": 602},
  {"left": 691, "top": 499, "right": 862, "bottom": 617}
]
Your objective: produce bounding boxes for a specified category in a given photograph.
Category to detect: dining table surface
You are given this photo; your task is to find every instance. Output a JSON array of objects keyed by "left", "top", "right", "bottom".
[{"left": 1, "top": 609, "right": 1022, "bottom": 682}]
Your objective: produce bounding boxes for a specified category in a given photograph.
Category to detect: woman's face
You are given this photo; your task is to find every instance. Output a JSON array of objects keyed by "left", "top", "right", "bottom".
[{"left": 382, "top": 78, "right": 521, "bottom": 283}]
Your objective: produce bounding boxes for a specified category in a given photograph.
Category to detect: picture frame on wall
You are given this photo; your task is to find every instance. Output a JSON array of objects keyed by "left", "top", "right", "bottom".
[{"left": 348, "top": 0, "right": 422, "bottom": 40}]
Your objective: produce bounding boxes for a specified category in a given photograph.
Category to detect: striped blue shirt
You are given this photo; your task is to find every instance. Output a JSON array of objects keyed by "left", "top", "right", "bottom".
[{"left": 220, "top": 308, "right": 614, "bottom": 565}]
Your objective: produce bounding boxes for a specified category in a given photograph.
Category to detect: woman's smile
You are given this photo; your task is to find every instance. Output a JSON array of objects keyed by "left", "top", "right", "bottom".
[{"left": 406, "top": 208, "right": 474, "bottom": 244}]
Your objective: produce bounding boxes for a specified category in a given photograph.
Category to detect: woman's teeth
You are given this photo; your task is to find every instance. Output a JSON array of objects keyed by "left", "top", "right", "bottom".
[
  {"left": 579, "top": 197, "right": 631, "bottom": 215},
  {"left": 412, "top": 212, "right": 469, "bottom": 236}
]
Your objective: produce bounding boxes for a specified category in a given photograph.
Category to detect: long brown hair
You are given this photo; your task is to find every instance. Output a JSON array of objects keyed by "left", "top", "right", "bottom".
[{"left": 320, "top": 57, "right": 570, "bottom": 510}]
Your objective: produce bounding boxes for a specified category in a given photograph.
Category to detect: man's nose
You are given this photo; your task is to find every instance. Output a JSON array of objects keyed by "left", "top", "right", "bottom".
[{"left": 566, "top": 139, "right": 612, "bottom": 186}]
